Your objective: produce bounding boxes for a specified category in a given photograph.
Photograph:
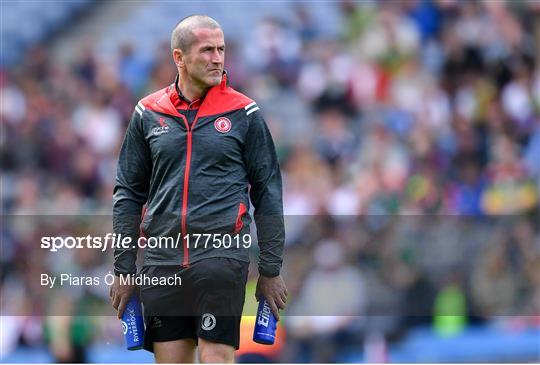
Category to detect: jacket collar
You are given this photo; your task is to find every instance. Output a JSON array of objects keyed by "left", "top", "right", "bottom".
[
  {"left": 170, "top": 70, "right": 229, "bottom": 108},
  {"left": 141, "top": 69, "right": 250, "bottom": 119}
]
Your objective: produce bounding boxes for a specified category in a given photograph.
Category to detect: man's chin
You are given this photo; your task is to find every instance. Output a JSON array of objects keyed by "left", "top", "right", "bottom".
[
  {"left": 197, "top": 75, "right": 222, "bottom": 89},
  {"left": 206, "top": 76, "right": 222, "bottom": 87}
]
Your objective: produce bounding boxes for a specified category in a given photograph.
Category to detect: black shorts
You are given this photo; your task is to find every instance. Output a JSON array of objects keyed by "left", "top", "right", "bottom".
[{"left": 139, "top": 257, "right": 249, "bottom": 352}]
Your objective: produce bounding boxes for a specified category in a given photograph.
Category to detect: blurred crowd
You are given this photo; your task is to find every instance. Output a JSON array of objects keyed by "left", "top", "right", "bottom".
[{"left": 1, "top": 0, "right": 539, "bottom": 363}]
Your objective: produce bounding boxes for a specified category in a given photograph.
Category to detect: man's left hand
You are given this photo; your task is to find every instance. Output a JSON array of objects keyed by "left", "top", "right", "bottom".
[{"left": 255, "top": 275, "right": 287, "bottom": 320}]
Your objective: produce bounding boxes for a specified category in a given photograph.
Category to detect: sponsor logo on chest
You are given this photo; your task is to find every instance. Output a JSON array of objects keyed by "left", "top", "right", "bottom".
[{"left": 152, "top": 117, "right": 170, "bottom": 136}]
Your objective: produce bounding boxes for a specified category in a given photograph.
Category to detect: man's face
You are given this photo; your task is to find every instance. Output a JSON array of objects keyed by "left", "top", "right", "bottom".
[{"left": 183, "top": 27, "right": 225, "bottom": 89}]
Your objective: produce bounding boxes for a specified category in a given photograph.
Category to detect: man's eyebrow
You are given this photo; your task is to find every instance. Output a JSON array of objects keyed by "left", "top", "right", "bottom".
[{"left": 199, "top": 44, "right": 225, "bottom": 50}]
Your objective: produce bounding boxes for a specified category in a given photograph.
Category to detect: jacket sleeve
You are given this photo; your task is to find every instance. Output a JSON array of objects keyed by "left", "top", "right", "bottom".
[
  {"left": 243, "top": 109, "right": 285, "bottom": 277},
  {"left": 112, "top": 109, "right": 151, "bottom": 276}
]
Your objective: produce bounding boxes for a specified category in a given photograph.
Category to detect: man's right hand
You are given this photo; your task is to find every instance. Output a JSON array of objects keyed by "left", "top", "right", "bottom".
[{"left": 109, "top": 275, "right": 136, "bottom": 319}]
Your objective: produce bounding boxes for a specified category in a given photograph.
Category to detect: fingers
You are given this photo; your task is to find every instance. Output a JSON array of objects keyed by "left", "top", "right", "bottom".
[
  {"left": 255, "top": 285, "right": 261, "bottom": 301},
  {"left": 275, "top": 295, "right": 286, "bottom": 311},
  {"left": 280, "top": 291, "right": 287, "bottom": 304},
  {"left": 267, "top": 298, "right": 280, "bottom": 321},
  {"left": 112, "top": 292, "right": 120, "bottom": 310},
  {"left": 117, "top": 295, "right": 128, "bottom": 319}
]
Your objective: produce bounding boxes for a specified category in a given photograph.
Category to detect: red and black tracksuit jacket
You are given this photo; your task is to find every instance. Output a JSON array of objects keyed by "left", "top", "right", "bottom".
[{"left": 113, "top": 73, "right": 284, "bottom": 277}]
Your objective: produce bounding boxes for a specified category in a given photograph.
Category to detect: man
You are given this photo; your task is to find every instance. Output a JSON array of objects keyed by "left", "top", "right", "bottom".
[{"left": 110, "top": 15, "right": 287, "bottom": 363}]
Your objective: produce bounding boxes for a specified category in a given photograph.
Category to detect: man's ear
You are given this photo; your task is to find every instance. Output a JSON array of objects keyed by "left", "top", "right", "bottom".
[{"left": 173, "top": 49, "right": 184, "bottom": 67}]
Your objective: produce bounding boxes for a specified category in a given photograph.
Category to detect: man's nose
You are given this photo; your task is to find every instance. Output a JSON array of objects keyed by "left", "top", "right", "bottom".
[{"left": 211, "top": 50, "right": 222, "bottom": 64}]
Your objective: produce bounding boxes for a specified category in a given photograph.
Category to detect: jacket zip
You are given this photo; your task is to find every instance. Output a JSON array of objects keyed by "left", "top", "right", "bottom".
[{"left": 178, "top": 111, "right": 200, "bottom": 267}]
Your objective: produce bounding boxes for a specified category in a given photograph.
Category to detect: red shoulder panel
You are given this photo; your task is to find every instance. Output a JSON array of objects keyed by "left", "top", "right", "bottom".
[
  {"left": 139, "top": 74, "right": 255, "bottom": 118},
  {"left": 198, "top": 86, "right": 254, "bottom": 117},
  {"left": 139, "top": 86, "right": 182, "bottom": 117}
]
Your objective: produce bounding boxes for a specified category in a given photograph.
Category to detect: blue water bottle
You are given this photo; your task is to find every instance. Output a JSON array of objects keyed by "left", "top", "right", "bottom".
[
  {"left": 253, "top": 299, "right": 278, "bottom": 345},
  {"left": 121, "top": 295, "right": 145, "bottom": 350}
]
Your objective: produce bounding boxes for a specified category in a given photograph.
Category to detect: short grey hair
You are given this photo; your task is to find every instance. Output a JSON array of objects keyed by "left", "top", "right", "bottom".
[{"left": 171, "top": 15, "right": 221, "bottom": 53}]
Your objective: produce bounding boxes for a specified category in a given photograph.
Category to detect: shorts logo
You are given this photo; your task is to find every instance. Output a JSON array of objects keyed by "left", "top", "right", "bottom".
[
  {"left": 150, "top": 317, "right": 162, "bottom": 329},
  {"left": 152, "top": 117, "right": 170, "bottom": 136},
  {"left": 201, "top": 313, "right": 216, "bottom": 331},
  {"left": 214, "top": 117, "right": 231, "bottom": 133}
]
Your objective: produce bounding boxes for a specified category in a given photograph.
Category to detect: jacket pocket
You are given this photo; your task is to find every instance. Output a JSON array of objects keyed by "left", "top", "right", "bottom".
[{"left": 233, "top": 202, "right": 248, "bottom": 234}]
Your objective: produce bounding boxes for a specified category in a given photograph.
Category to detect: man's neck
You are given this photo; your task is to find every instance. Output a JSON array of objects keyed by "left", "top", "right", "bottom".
[{"left": 177, "top": 75, "right": 208, "bottom": 103}]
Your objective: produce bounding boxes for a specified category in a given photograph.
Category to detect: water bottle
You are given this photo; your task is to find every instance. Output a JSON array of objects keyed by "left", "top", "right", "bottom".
[
  {"left": 121, "top": 295, "right": 145, "bottom": 350},
  {"left": 253, "top": 298, "right": 278, "bottom": 345}
]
